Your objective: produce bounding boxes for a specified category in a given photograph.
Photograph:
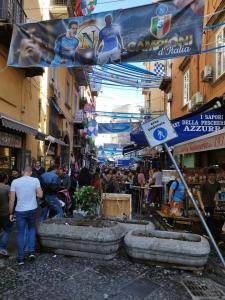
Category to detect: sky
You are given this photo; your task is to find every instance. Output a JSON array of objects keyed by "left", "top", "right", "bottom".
[{"left": 94, "top": 0, "right": 153, "bottom": 14}]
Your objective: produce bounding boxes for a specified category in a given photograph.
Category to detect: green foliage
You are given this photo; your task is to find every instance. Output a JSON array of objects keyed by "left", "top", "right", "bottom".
[{"left": 74, "top": 186, "right": 100, "bottom": 215}]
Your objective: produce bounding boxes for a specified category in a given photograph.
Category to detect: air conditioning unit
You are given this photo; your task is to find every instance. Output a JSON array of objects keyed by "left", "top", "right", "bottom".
[
  {"left": 201, "top": 65, "right": 213, "bottom": 82},
  {"left": 167, "top": 92, "right": 173, "bottom": 102},
  {"left": 187, "top": 101, "right": 193, "bottom": 112},
  {"left": 192, "top": 91, "right": 204, "bottom": 106}
]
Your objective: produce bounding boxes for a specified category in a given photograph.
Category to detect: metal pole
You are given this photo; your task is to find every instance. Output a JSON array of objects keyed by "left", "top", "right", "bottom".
[
  {"left": 44, "top": 141, "right": 52, "bottom": 168},
  {"left": 164, "top": 143, "right": 225, "bottom": 269}
]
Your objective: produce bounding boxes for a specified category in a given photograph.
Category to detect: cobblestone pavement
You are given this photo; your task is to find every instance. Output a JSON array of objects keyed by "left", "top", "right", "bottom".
[{"left": 0, "top": 251, "right": 225, "bottom": 300}]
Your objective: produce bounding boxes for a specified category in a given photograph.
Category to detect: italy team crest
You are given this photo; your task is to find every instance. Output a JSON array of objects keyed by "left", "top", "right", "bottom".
[{"left": 150, "top": 4, "right": 171, "bottom": 39}]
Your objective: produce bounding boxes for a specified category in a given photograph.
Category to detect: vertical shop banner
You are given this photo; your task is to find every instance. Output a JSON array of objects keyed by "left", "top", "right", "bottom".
[{"left": 7, "top": 0, "right": 204, "bottom": 67}]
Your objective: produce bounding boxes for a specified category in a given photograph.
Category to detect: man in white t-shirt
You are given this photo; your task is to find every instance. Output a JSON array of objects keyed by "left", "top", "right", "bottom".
[
  {"left": 150, "top": 167, "right": 163, "bottom": 206},
  {"left": 9, "top": 166, "right": 43, "bottom": 265}
]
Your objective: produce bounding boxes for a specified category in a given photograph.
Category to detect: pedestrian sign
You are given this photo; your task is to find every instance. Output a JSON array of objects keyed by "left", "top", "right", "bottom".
[{"left": 141, "top": 115, "right": 177, "bottom": 148}]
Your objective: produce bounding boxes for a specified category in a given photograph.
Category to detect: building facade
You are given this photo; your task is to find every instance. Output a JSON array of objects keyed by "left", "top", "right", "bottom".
[
  {"left": 0, "top": 0, "right": 95, "bottom": 173},
  {"left": 160, "top": 0, "right": 225, "bottom": 169}
]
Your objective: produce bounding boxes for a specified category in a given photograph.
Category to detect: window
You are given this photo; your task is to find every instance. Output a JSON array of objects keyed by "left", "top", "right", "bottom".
[
  {"left": 65, "top": 78, "right": 71, "bottom": 108},
  {"left": 183, "top": 69, "right": 190, "bottom": 105},
  {"left": 216, "top": 27, "right": 225, "bottom": 78}
]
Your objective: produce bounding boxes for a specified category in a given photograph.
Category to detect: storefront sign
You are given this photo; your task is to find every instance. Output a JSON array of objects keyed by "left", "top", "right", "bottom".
[
  {"left": 174, "top": 130, "right": 225, "bottom": 155},
  {"left": 84, "top": 103, "right": 94, "bottom": 112},
  {"left": 131, "top": 105, "right": 225, "bottom": 146},
  {"left": 0, "top": 131, "right": 22, "bottom": 148},
  {"left": 7, "top": 0, "right": 204, "bottom": 67},
  {"left": 74, "top": 110, "right": 84, "bottom": 123}
]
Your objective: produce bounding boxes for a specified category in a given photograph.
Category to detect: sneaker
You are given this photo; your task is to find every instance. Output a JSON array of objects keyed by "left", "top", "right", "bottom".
[
  {"left": 18, "top": 260, "right": 25, "bottom": 266},
  {"left": 0, "top": 249, "right": 8, "bottom": 256},
  {"left": 29, "top": 254, "right": 36, "bottom": 261}
]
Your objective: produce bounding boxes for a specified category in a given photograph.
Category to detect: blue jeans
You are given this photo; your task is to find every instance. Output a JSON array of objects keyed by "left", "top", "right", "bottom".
[
  {"left": 0, "top": 216, "right": 13, "bottom": 250},
  {"left": 43, "top": 195, "right": 63, "bottom": 220},
  {"left": 16, "top": 209, "right": 37, "bottom": 261}
]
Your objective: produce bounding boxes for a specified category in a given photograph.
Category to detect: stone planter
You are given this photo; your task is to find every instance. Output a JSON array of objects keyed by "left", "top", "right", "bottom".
[
  {"left": 124, "top": 229, "right": 210, "bottom": 269},
  {"left": 37, "top": 219, "right": 125, "bottom": 260},
  {"left": 104, "top": 218, "right": 155, "bottom": 234}
]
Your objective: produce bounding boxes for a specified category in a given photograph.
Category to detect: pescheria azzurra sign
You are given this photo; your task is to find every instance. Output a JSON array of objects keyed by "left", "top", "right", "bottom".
[
  {"left": 130, "top": 102, "right": 225, "bottom": 147},
  {"left": 7, "top": 0, "right": 204, "bottom": 68}
]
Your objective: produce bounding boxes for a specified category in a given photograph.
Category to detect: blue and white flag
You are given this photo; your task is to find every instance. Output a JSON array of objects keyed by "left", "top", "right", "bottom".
[{"left": 154, "top": 62, "right": 165, "bottom": 77}]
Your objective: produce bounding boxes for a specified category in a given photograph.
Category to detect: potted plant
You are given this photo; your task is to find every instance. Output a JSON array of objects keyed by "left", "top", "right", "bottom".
[{"left": 74, "top": 186, "right": 100, "bottom": 216}]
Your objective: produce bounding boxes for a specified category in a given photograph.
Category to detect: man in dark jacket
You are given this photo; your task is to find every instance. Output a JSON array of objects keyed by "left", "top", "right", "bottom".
[{"left": 197, "top": 168, "right": 221, "bottom": 240}]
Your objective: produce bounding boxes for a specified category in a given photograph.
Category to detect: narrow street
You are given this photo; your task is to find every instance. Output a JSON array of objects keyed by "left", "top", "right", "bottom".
[
  {"left": 1, "top": 212, "right": 225, "bottom": 300},
  {"left": 1, "top": 0, "right": 225, "bottom": 299}
]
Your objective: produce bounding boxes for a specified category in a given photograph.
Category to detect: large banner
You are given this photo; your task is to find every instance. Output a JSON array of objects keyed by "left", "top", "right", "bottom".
[
  {"left": 131, "top": 105, "right": 225, "bottom": 146},
  {"left": 7, "top": 0, "right": 204, "bottom": 67},
  {"left": 98, "top": 122, "right": 138, "bottom": 134}
]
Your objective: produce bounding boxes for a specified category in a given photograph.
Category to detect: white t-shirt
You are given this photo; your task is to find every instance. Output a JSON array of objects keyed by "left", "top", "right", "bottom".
[
  {"left": 153, "top": 171, "right": 162, "bottom": 186},
  {"left": 10, "top": 176, "right": 40, "bottom": 212}
]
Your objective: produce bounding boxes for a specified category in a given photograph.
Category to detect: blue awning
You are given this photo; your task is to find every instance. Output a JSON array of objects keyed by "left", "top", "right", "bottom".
[{"left": 130, "top": 97, "right": 225, "bottom": 147}]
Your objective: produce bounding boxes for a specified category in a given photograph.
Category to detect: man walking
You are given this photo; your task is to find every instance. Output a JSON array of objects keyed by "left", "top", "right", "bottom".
[
  {"left": 9, "top": 166, "right": 43, "bottom": 265},
  {"left": 32, "top": 160, "right": 45, "bottom": 180},
  {"left": 40, "top": 164, "right": 63, "bottom": 220},
  {"left": 0, "top": 173, "right": 13, "bottom": 256},
  {"left": 197, "top": 168, "right": 221, "bottom": 240}
]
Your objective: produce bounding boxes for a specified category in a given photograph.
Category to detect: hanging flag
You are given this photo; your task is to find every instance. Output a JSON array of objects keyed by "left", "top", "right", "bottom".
[
  {"left": 75, "top": 0, "right": 97, "bottom": 17},
  {"left": 154, "top": 62, "right": 165, "bottom": 77},
  {"left": 8, "top": 0, "right": 204, "bottom": 68},
  {"left": 75, "top": 0, "right": 82, "bottom": 17},
  {"left": 98, "top": 123, "right": 138, "bottom": 134}
]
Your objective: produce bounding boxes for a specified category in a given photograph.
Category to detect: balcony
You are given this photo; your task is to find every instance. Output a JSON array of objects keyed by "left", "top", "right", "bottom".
[
  {"left": 0, "top": 0, "right": 27, "bottom": 24},
  {"left": 50, "top": 0, "right": 68, "bottom": 18},
  {"left": 0, "top": 0, "right": 27, "bottom": 47}
]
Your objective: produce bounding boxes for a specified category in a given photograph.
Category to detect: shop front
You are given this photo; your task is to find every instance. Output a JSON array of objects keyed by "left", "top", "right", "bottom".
[
  {"left": 0, "top": 114, "right": 45, "bottom": 173},
  {"left": 174, "top": 127, "right": 225, "bottom": 170},
  {"left": 0, "top": 130, "right": 23, "bottom": 173}
]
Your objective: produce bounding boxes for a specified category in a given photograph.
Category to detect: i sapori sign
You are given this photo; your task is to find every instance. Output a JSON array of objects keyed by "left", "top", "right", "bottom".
[{"left": 173, "top": 129, "right": 225, "bottom": 155}]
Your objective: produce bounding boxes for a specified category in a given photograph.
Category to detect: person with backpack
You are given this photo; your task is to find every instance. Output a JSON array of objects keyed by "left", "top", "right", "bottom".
[
  {"left": 40, "top": 165, "right": 63, "bottom": 220},
  {"left": 168, "top": 172, "right": 185, "bottom": 217}
]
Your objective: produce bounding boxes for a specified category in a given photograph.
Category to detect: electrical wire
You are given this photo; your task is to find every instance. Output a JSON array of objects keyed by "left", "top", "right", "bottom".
[{"left": 90, "top": 68, "right": 160, "bottom": 82}]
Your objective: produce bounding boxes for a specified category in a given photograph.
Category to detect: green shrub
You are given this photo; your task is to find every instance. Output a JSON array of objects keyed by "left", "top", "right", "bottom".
[{"left": 74, "top": 186, "right": 100, "bottom": 215}]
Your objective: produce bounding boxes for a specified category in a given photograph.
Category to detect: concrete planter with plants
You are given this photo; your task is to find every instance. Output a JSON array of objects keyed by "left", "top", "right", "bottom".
[
  {"left": 37, "top": 219, "right": 125, "bottom": 260},
  {"left": 124, "top": 229, "right": 210, "bottom": 269}
]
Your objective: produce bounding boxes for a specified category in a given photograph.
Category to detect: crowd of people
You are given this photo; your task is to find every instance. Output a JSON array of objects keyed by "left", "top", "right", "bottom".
[{"left": 0, "top": 161, "right": 224, "bottom": 265}]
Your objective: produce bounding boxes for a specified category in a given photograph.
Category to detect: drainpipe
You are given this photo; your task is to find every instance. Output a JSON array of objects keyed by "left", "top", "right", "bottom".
[{"left": 197, "top": 55, "right": 200, "bottom": 92}]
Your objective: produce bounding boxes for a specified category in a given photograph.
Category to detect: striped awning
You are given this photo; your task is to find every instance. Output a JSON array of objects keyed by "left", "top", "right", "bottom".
[{"left": 0, "top": 114, "right": 40, "bottom": 136}]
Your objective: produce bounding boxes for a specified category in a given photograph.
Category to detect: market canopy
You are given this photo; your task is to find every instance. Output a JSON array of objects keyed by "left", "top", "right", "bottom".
[
  {"left": 7, "top": 1, "right": 204, "bottom": 68},
  {"left": 88, "top": 63, "right": 162, "bottom": 89}
]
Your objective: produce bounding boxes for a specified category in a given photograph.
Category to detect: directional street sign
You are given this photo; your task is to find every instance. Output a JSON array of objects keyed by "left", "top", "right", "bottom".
[{"left": 141, "top": 115, "right": 178, "bottom": 148}]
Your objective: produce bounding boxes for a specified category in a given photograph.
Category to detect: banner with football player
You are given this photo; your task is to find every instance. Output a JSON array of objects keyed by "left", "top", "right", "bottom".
[{"left": 7, "top": 0, "right": 204, "bottom": 68}]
